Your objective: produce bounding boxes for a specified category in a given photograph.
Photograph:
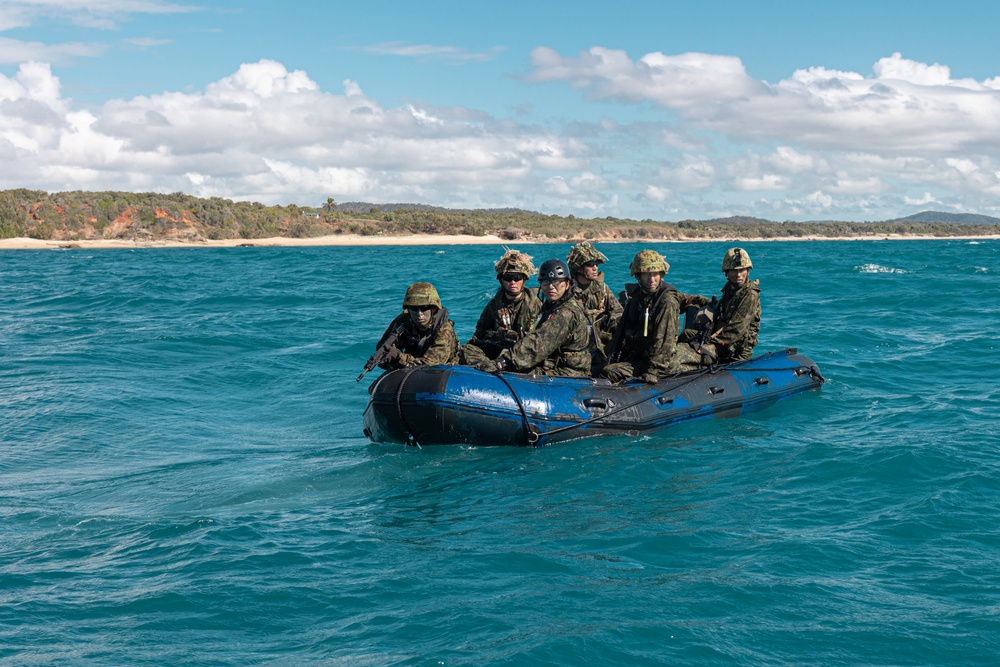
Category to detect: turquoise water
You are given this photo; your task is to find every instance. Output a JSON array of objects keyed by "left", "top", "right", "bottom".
[{"left": 2, "top": 239, "right": 998, "bottom": 666}]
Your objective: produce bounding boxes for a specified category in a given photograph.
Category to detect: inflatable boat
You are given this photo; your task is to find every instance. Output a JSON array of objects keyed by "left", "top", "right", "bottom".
[{"left": 362, "top": 348, "right": 824, "bottom": 447}]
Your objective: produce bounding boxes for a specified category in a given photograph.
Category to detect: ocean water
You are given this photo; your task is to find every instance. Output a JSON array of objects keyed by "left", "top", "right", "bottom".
[{"left": 1, "top": 239, "right": 998, "bottom": 666}]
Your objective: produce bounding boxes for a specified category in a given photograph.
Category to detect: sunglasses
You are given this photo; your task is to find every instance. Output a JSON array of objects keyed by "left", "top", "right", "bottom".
[
  {"left": 582, "top": 261, "right": 599, "bottom": 268},
  {"left": 500, "top": 274, "right": 526, "bottom": 282},
  {"left": 406, "top": 306, "right": 434, "bottom": 314}
]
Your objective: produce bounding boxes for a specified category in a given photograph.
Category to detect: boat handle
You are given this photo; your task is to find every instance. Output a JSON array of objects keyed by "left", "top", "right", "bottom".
[
  {"left": 584, "top": 398, "right": 608, "bottom": 410},
  {"left": 794, "top": 367, "right": 811, "bottom": 377},
  {"left": 708, "top": 386, "right": 725, "bottom": 395},
  {"left": 657, "top": 396, "right": 674, "bottom": 405},
  {"left": 754, "top": 377, "right": 770, "bottom": 386}
]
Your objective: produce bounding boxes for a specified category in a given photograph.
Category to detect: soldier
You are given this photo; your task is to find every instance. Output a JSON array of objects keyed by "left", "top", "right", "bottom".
[
  {"left": 566, "top": 241, "right": 623, "bottom": 369},
  {"left": 602, "top": 250, "right": 704, "bottom": 383},
  {"left": 476, "top": 259, "right": 591, "bottom": 377},
  {"left": 682, "top": 247, "right": 761, "bottom": 364},
  {"left": 459, "top": 250, "right": 542, "bottom": 366},
  {"left": 375, "top": 282, "right": 459, "bottom": 370}
]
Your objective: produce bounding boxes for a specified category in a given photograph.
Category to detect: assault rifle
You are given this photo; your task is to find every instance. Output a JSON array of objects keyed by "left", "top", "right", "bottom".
[
  {"left": 682, "top": 298, "right": 718, "bottom": 367},
  {"left": 357, "top": 325, "right": 405, "bottom": 382},
  {"left": 467, "top": 335, "right": 518, "bottom": 359}
]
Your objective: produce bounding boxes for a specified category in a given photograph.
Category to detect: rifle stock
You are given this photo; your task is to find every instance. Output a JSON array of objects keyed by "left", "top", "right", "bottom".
[{"left": 467, "top": 336, "right": 516, "bottom": 359}]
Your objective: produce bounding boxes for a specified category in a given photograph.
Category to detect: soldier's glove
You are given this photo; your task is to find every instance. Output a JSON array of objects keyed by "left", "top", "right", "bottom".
[
  {"left": 601, "top": 362, "right": 633, "bottom": 383},
  {"left": 493, "top": 352, "right": 513, "bottom": 373},
  {"left": 472, "top": 359, "right": 494, "bottom": 372},
  {"left": 382, "top": 344, "right": 401, "bottom": 364},
  {"left": 639, "top": 372, "right": 659, "bottom": 384}
]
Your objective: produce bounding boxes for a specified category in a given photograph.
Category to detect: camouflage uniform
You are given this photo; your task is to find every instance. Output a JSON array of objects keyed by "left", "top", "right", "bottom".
[
  {"left": 680, "top": 247, "right": 761, "bottom": 364},
  {"left": 495, "top": 288, "right": 591, "bottom": 377},
  {"left": 603, "top": 250, "right": 703, "bottom": 382},
  {"left": 709, "top": 279, "right": 760, "bottom": 362},
  {"left": 566, "top": 242, "right": 623, "bottom": 348},
  {"left": 376, "top": 282, "right": 459, "bottom": 370},
  {"left": 460, "top": 250, "right": 542, "bottom": 365},
  {"left": 460, "top": 287, "right": 543, "bottom": 364},
  {"left": 607, "top": 282, "right": 704, "bottom": 379}
]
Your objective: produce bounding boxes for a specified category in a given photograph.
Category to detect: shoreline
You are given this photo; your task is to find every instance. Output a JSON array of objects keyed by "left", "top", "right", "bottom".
[{"left": 1, "top": 232, "right": 998, "bottom": 250}]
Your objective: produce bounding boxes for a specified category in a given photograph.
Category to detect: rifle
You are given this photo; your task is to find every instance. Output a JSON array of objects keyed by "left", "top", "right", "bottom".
[
  {"left": 682, "top": 298, "right": 718, "bottom": 366},
  {"left": 357, "top": 325, "right": 405, "bottom": 382},
  {"left": 467, "top": 336, "right": 517, "bottom": 360}
]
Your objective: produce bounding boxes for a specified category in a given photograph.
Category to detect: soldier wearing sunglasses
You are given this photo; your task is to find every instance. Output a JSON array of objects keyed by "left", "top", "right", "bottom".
[
  {"left": 375, "top": 282, "right": 459, "bottom": 371},
  {"left": 459, "top": 249, "right": 542, "bottom": 366}
]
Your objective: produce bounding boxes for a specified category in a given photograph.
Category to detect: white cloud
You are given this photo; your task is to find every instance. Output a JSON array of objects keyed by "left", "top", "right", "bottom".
[
  {"left": 0, "top": 1, "right": 194, "bottom": 67},
  {"left": 0, "top": 0, "right": 197, "bottom": 31},
  {"left": 644, "top": 185, "right": 669, "bottom": 202},
  {"left": 530, "top": 46, "right": 761, "bottom": 107},
  {"left": 0, "top": 59, "right": 592, "bottom": 210},
  {"left": 4, "top": 49, "right": 1000, "bottom": 222},
  {"left": 732, "top": 174, "right": 786, "bottom": 192},
  {"left": 904, "top": 192, "right": 939, "bottom": 206},
  {"left": 530, "top": 48, "right": 1000, "bottom": 155},
  {"left": 358, "top": 42, "right": 503, "bottom": 64},
  {"left": 659, "top": 155, "right": 716, "bottom": 191},
  {"left": 0, "top": 36, "right": 104, "bottom": 65},
  {"left": 343, "top": 80, "right": 364, "bottom": 97}
]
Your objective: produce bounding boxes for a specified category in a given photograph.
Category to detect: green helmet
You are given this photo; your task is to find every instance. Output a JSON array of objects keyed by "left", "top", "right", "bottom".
[
  {"left": 629, "top": 249, "right": 669, "bottom": 276},
  {"left": 721, "top": 247, "right": 752, "bottom": 272},
  {"left": 566, "top": 241, "right": 608, "bottom": 273},
  {"left": 494, "top": 249, "right": 536, "bottom": 279},
  {"left": 402, "top": 282, "right": 441, "bottom": 309}
]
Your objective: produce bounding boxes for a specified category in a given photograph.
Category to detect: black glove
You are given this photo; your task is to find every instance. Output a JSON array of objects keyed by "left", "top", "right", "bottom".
[
  {"left": 382, "top": 344, "right": 401, "bottom": 364},
  {"left": 602, "top": 362, "right": 633, "bottom": 383}
]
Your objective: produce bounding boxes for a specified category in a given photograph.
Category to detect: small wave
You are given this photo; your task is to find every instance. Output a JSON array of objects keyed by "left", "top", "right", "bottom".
[
  {"left": 854, "top": 263, "right": 910, "bottom": 274},
  {"left": 975, "top": 267, "right": 990, "bottom": 274}
]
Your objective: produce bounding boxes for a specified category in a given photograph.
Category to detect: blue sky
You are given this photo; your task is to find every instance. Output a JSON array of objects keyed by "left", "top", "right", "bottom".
[{"left": 2, "top": 0, "right": 1000, "bottom": 221}]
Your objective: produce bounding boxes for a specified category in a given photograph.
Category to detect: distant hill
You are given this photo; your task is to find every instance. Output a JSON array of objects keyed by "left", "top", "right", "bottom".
[
  {"left": 1, "top": 190, "right": 998, "bottom": 242},
  {"left": 895, "top": 211, "right": 1000, "bottom": 225}
]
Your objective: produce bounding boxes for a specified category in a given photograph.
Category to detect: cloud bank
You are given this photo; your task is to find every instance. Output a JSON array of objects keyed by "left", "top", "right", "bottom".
[{"left": 2, "top": 48, "right": 1000, "bottom": 221}]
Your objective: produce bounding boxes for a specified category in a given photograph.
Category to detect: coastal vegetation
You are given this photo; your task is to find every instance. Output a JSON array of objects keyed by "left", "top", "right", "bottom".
[{"left": 1, "top": 189, "right": 998, "bottom": 243}]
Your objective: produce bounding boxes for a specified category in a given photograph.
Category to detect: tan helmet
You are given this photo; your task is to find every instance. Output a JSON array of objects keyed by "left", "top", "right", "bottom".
[
  {"left": 402, "top": 282, "right": 441, "bottom": 309},
  {"left": 629, "top": 249, "right": 669, "bottom": 276},
  {"left": 721, "top": 247, "right": 753, "bottom": 272},
  {"left": 494, "top": 249, "right": 536, "bottom": 279},
  {"left": 566, "top": 241, "right": 608, "bottom": 273}
]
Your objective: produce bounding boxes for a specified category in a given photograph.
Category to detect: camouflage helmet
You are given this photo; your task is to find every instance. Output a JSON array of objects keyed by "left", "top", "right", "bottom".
[
  {"left": 566, "top": 241, "right": 608, "bottom": 273},
  {"left": 721, "top": 247, "right": 753, "bottom": 272},
  {"left": 538, "top": 258, "right": 571, "bottom": 282},
  {"left": 629, "top": 249, "right": 669, "bottom": 276},
  {"left": 402, "top": 282, "right": 441, "bottom": 309},
  {"left": 494, "top": 249, "right": 536, "bottom": 279}
]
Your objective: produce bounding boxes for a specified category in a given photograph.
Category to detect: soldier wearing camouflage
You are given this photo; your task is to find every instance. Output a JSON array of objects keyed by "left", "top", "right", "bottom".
[
  {"left": 459, "top": 250, "right": 542, "bottom": 366},
  {"left": 481, "top": 258, "right": 592, "bottom": 377},
  {"left": 566, "top": 242, "right": 623, "bottom": 354},
  {"left": 603, "top": 250, "right": 704, "bottom": 382},
  {"left": 376, "top": 282, "right": 459, "bottom": 370},
  {"left": 711, "top": 248, "right": 760, "bottom": 362}
]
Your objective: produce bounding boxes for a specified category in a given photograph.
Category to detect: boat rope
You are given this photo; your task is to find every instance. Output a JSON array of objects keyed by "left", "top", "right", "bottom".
[
  {"left": 394, "top": 367, "right": 422, "bottom": 448},
  {"left": 520, "top": 360, "right": 824, "bottom": 441},
  {"left": 536, "top": 368, "right": 717, "bottom": 440},
  {"left": 490, "top": 370, "right": 541, "bottom": 446}
]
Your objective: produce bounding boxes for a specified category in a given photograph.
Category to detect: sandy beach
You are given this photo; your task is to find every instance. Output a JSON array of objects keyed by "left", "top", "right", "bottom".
[{"left": 0, "top": 232, "right": 997, "bottom": 250}]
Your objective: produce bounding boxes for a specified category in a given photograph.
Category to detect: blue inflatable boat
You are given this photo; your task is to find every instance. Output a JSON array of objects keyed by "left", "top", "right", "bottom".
[{"left": 363, "top": 348, "right": 824, "bottom": 447}]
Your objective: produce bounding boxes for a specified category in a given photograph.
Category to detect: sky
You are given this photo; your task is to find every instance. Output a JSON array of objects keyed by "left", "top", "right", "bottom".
[{"left": 2, "top": 0, "right": 1000, "bottom": 222}]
